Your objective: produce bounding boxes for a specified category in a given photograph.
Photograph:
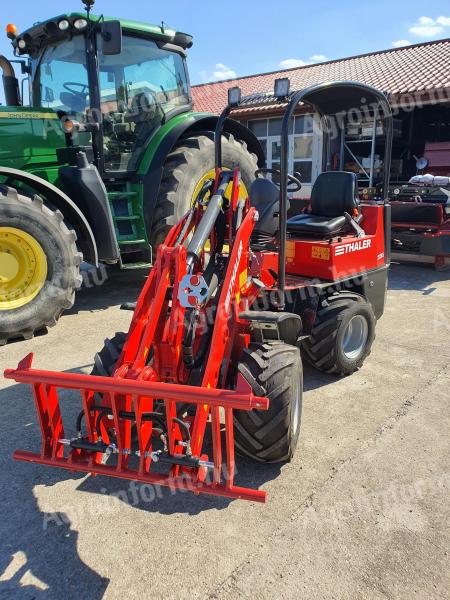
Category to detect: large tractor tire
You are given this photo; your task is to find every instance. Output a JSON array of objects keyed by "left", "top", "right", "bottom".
[
  {"left": 150, "top": 132, "right": 258, "bottom": 248},
  {"left": 301, "top": 291, "right": 376, "bottom": 376},
  {"left": 0, "top": 186, "right": 82, "bottom": 345},
  {"left": 233, "top": 342, "right": 303, "bottom": 463}
]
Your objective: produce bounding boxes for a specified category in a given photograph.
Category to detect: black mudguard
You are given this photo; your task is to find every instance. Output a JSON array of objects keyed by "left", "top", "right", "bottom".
[{"left": 59, "top": 157, "right": 119, "bottom": 262}]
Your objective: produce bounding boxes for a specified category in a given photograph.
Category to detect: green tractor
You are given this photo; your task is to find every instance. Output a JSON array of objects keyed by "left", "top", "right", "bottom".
[{"left": 0, "top": 2, "right": 263, "bottom": 344}]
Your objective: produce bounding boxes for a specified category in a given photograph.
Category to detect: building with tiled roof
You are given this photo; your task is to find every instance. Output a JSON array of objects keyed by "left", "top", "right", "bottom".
[
  {"left": 192, "top": 39, "right": 450, "bottom": 113},
  {"left": 192, "top": 39, "right": 450, "bottom": 193}
]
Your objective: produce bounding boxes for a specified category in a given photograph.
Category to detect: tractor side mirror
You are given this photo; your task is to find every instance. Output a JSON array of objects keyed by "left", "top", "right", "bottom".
[{"left": 101, "top": 21, "right": 122, "bottom": 56}]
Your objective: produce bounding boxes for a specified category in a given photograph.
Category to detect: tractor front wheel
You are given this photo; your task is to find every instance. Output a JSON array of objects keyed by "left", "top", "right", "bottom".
[
  {"left": 150, "top": 133, "right": 258, "bottom": 248},
  {"left": 301, "top": 292, "right": 376, "bottom": 375},
  {"left": 0, "top": 186, "right": 82, "bottom": 345},
  {"left": 233, "top": 342, "right": 303, "bottom": 463}
]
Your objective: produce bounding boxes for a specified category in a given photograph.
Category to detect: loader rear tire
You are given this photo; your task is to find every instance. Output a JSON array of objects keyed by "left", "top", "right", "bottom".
[
  {"left": 233, "top": 342, "right": 303, "bottom": 463},
  {"left": 301, "top": 292, "right": 376, "bottom": 376},
  {"left": 0, "top": 186, "right": 82, "bottom": 345},
  {"left": 150, "top": 132, "right": 258, "bottom": 248}
]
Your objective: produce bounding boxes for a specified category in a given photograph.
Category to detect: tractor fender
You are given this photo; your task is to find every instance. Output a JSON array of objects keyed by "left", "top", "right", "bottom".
[
  {"left": 0, "top": 166, "right": 98, "bottom": 265},
  {"left": 138, "top": 114, "right": 265, "bottom": 236}
]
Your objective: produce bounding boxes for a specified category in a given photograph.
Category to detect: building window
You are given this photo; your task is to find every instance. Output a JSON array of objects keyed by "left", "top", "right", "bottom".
[{"left": 247, "top": 115, "right": 321, "bottom": 192}]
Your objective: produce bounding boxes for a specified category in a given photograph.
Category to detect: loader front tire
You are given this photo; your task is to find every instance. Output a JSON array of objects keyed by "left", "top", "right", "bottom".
[
  {"left": 0, "top": 186, "right": 82, "bottom": 345},
  {"left": 301, "top": 292, "right": 376, "bottom": 376},
  {"left": 150, "top": 133, "right": 258, "bottom": 248},
  {"left": 233, "top": 342, "right": 303, "bottom": 463},
  {"left": 92, "top": 331, "right": 127, "bottom": 376}
]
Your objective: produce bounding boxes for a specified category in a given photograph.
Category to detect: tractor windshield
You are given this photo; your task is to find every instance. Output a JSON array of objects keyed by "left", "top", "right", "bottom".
[
  {"left": 32, "top": 35, "right": 89, "bottom": 112},
  {"left": 98, "top": 35, "right": 191, "bottom": 172},
  {"left": 32, "top": 33, "right": 191, "bottom": 173}
]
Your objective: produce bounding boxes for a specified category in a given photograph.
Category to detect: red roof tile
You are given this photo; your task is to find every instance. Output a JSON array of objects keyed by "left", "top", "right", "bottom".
[{"left": 192, "top": 39, "right": 450, "bottom": 114}]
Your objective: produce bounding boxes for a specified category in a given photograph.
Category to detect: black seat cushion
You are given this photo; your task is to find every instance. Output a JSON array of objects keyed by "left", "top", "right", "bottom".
[
  {"left": 310, "top": 171, "right": 359, "bottom": 217},
  {"left": 287, "top": 171, "right": 358, "bottom": 236},
  {"left": 249, "top": 178, "right": 289, "bottom": 237},
  {"left": 287, "top": 214, "right": 347, "bottom": 235}
]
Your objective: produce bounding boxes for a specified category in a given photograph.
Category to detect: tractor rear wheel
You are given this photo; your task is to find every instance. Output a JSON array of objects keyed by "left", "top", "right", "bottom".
[
  {"left": 0, "top": 186, "right": 82, "bottom": 345},
  {"left": 233, "top": 342, "right": 303, "bottom": 463},
  {"left": 301, "top": 292, "right": 376, "bottom": 375},
  {"left": 150, "top": 133, "right": 258, "bottom": 248}
]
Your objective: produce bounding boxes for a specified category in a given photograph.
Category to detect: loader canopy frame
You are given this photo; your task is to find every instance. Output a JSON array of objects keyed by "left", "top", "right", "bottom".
[{"left": 215, "top": 79, "right": 394, "bottom": 304}]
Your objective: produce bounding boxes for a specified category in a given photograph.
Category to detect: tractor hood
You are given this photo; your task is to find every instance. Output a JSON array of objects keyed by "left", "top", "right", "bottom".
[{"left": 12, "top": 13, "right": 193, "bottom": 57}]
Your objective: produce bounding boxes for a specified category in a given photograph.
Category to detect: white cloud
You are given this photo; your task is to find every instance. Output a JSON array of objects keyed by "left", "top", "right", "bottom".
[
  {"left": 212, "top": 63, "right": 236, "bottom": 79},
  {"left": 279, "top": 54, "right": 328, "bottom": 69},
  {"left": 408, "top": 15, "right": 445, "bottom": 37},
  {"left": 437, "top": 16, "right": 450, "bottom": 26},
  {"left": 392, "top": 39, "right": 411, "bottom": 47},
  {"left": 279, "top": 58, "right": 308, "bottom": 68},
  {"left": 197, "top": 63, "right": 237, "bottom": 83}
]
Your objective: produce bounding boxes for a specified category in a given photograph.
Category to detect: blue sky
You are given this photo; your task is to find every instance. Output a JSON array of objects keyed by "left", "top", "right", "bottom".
[{"left": 1, "top": 0, "right": 450, "bottom": 93}]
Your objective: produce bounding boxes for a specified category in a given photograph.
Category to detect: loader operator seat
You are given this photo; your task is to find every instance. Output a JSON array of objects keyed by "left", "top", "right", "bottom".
[
  {"left": 249, "top": 177, "right": 290, "bottom": 243},
  {"left": 287, "top": 171, "right": 359, "bottom": 236}
]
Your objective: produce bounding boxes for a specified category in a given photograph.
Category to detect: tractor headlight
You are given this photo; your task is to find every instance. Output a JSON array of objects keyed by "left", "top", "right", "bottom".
[
  {"left": 58, "top": 19, "right": 70, "bottom": 31},
  {"left": 17, "top": 38, "right": 26, "bottom": 49},
  {"left": 74, "top": 18, "right": 88, "bottom": 30}
]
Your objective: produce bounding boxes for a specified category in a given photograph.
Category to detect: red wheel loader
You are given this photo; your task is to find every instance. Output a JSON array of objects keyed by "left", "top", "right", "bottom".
[{"left": 4, "top": 80, "right": 393, "bottom": 502}]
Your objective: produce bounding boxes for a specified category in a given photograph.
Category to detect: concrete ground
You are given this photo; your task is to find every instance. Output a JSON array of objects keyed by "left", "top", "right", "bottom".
[{"left": 0, "top": 262, "right": 448, "bottom": 600}]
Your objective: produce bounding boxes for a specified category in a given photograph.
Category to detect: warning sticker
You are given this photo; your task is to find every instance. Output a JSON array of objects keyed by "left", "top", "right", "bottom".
[{"left": 311, "top": 246, "right": 330, "bottom": 260}]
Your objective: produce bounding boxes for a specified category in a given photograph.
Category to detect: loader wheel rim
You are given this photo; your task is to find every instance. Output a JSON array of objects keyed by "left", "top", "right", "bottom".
[
  {"left": 0, "top": 227, "right": 47, "bottom": 310},
  {"left": 342, "top": 315, "right": 368, "bottom": 360},
  {"left": 191, "top": 168, "right": 249, "bottom": 206}
]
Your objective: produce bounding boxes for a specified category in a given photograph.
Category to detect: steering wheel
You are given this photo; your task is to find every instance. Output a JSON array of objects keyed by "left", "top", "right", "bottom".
[
  {"left": 255, "top": 167, "right": 302, "bottom": 192},
  {"left": 126, "top": 90, "right": 160, "bottom": 123},
  {"left": 63, "top": 82, "right": 89, "bottom": 97}
]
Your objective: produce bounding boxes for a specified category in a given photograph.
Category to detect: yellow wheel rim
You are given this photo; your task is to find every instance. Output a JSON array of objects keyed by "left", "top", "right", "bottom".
[
  {"left": 0, "top": 227, "right": 47, "bottom": 310},
  {"left": 191, "top": 168, "right": 249, "bottom": 206}
]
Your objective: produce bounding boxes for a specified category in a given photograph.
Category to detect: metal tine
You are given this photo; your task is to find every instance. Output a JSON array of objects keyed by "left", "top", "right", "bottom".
[
  {"left": 224, "top": 407, "right": 235, "bottom": 489},
  {"left": 165, "top": 399, "right": 178, "bottom": 474},
  {"left": 80, "top": 389, "right": 98, "bottom": 466},
  {"left": 44, "top": 384, "right": 64, "bottom": 459},
  {"left": 132, "top": 393, "right": 153, "bottom": 475},
  {"left": 210, "top": 405, "right": 222, "bottom": 485},
  {"left": 32, "top": 383, "right": 52, "bottom": 458},
  {"left": 109, "top": 392, "right": 124, "bottom": 471}
]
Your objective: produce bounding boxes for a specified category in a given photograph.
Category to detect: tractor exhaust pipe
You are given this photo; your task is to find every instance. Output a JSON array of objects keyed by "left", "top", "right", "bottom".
[{"left": 0, "top": 55, "right": 21, "bottom": 106}]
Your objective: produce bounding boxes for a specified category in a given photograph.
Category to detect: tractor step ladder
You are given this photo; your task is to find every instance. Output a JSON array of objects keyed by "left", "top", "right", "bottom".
[{"left": 107, "top": 184, "right": 152, "bottom": 269}]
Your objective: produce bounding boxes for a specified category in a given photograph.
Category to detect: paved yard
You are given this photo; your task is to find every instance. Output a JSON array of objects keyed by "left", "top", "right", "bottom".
[{"left": 0, "top": 263, "right": 448, "bottom": 600}]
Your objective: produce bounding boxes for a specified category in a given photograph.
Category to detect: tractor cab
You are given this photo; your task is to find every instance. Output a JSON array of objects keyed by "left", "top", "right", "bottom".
[
  {"left": 6, "top": 6, "right": 193, "bottom": 174},
  {"left": 216, "top": 80, "right": 393, "bottom": 282}
]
